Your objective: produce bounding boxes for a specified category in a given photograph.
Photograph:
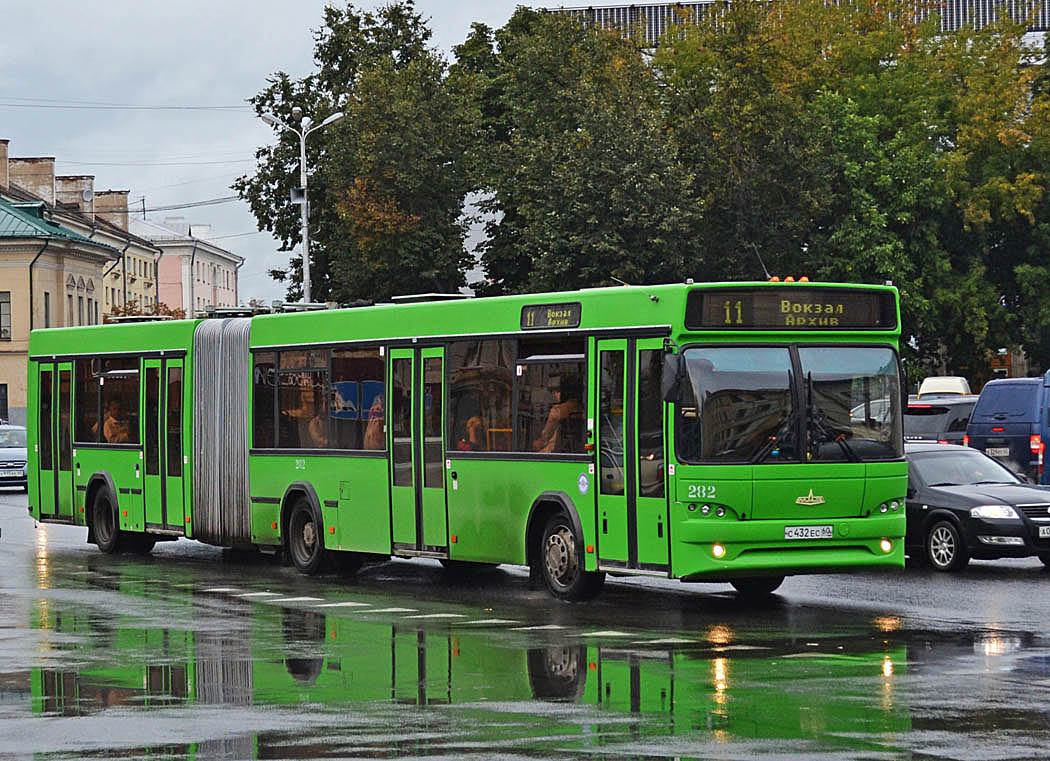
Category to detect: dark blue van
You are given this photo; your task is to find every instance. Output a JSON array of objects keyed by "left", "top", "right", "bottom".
[{"left": 966, "top": 372, "right": 1050, "bottom": 483}]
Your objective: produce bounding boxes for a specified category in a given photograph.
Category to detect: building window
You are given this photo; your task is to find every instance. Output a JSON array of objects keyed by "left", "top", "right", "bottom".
[
  {"left": 94, "top": 301, "right": 99, "bottom": 324},
  {"left": 86, "top": 298, "right": 93, "bottom": 325},
  {"left": 44, "top": 292, "right": 51, "bottom": 328},
  {"left": 0, "top": 292, "right": 10, "bottom": 339},
  {"left": 67, "top": 294, "right": 74, "bottom": 326},
  {"left": 0, "top": 383, "right": 7, "bottom": 422},
  {"left": 78, "top": 296, "right": 84, "bottom": 326}
]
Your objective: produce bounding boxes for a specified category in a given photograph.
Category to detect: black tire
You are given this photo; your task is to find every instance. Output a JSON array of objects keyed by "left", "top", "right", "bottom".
[
  {"left": 528, "top": 646, "right": 587, "bottom": 701},
  {"left": 1038, "top": 553, "right": 1050, "bottom": 568},
  {"left": 538, "top": 514, "right": 605, "bottom": 601},
  {"left": 287, "top": 498, "right": 327, "bottom": 575},
  {"left": 92, "top": 489, "right": 122, "bottom": 554},
  {"left": 22, "top": 484, "right": 29, "bottom": 494},
  {"left": 926, "top": 519, "right": 969, "bottom": 572},
  {"left": 730, "top": 577, "right": 784, "bottom": 598}
]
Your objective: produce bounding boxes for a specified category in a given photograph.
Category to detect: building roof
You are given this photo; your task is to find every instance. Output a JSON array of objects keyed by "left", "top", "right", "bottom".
[
  {"left": 129, "top": 216, "right": 244, "bottom": 265},
  {"left": 0, "top": 196, "right": 118, "bottom": 252},
  {"left": 3, "top": 181, "right": 158, "bottom": 253}
]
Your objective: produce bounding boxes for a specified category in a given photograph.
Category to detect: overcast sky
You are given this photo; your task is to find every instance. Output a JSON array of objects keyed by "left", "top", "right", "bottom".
[{"left": 0, "top": 0, "right": 535, "bottom": 303}]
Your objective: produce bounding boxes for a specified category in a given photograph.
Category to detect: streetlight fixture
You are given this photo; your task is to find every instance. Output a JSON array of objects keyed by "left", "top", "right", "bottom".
[{"left": 260, "top": 106, "right": 344, "bottom": 303}]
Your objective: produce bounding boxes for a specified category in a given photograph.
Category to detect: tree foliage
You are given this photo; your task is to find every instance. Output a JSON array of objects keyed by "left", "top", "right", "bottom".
[
  {"left": 237, "top": 0, "right": 1050, "bottom": 376},
  {"left": 235, "top": 1, "right": 474, "bottom": 302}
]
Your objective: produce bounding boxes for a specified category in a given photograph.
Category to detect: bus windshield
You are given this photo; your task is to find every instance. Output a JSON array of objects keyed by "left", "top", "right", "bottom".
[{"left": 675, "top": 345, "right": 901, "bottom": 464}]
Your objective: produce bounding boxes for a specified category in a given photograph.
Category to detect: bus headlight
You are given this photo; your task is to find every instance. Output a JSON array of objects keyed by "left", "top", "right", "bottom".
[
  {"left": 712, "top": 543, "right": 726, "bottom": 559},
  {"left": 879, "top": 538, "right": 893, "bottom": 553}
]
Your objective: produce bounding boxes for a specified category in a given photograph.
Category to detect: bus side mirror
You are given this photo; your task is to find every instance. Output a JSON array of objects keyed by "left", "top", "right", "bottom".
[{"left": 662, "top": 354, "right": 684, "bottom": 403}]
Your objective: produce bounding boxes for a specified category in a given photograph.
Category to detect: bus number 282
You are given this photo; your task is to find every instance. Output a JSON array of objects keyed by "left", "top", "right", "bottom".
[{"left": 687, "top": 484, "right": 716, "bottom": 499}]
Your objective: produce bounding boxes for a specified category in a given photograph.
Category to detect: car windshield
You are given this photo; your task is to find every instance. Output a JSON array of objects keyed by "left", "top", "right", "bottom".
[
  {"left": 911, "top": 449, "right": 1020, "bottom": 486},
  {"left": 675, "top": 345, "right": 902, "bottom": 463},
  {"left": 0, "top": 429, "right": 27, "bottom": 448}
]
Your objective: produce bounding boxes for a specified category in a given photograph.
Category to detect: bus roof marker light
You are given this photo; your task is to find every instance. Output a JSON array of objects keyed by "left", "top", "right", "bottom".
[
  {"left": 799, "top": 276, "right": 810, "bottom": 282},
  {"left": 712, "top": 543, "right": 726, "bottom": 559}
]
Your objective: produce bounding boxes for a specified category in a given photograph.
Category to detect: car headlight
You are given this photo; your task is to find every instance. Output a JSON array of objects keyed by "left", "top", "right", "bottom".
[{"left": 969, "top": 505, "right": 1020, "bottom": 520}]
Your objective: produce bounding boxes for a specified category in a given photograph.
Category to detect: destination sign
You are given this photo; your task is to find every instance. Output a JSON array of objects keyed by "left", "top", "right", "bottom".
[
  {"left": 685, "top": 288, "right": 897, "bottom": 330},
  {"left": 521, "top": 302, "right": 582, "bottom": 330}
]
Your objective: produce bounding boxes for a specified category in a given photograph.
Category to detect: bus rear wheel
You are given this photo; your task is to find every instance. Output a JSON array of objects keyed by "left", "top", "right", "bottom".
[
  {"left": 539, "top": 514, "right": 604, "bottom": 602},
  {"left": 287, "top": 498, "right": 327, "bottom": 575},
  {"left": 92, "top": 490, "right": 123, "bottom": 554}
]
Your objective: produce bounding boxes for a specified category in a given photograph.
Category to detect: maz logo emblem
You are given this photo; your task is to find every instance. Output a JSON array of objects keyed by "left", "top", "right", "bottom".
[{"left": 796, "top": 489, "right": 826, "bottom": 506}]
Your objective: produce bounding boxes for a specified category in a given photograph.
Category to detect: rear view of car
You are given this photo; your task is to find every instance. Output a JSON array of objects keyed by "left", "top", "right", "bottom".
[
  {"left": 966, "top": 375, "right": 1049, "bottom": 484},
  {"left": 904, "top": 397, "right": 976, "bottom": 445}
]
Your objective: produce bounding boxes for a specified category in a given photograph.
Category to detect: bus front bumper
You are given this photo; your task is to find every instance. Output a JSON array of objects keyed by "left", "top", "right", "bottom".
[{"left": 674, "top": 512, "right": 906, "bottom": 582}]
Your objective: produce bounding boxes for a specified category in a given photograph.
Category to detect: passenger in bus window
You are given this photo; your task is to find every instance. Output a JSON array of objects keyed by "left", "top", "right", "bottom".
[
  {"left": 363, "top": 394, "right": 385, "bottom": 450},
  {"left": 307, "top": 412, "right": 328, "bottom": 448},
  {"left": 103, "top": 400, "right": 131, "bottom": 443},
  {"left": 533, "top": 376, "right": 583, "bottom": 453},
  {"left": 457, "top": 415, "right": 486, "bottom": 452}
]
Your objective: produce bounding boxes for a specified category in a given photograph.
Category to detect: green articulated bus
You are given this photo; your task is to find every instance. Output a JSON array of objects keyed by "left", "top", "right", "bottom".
[{"left": 27, "top": 281, "right": 907, "bottom": 600}]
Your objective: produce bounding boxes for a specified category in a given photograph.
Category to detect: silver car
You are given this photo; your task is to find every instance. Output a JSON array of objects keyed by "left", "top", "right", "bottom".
[{"left": 0, "top": 424, "right": 28, "bottom": 492}]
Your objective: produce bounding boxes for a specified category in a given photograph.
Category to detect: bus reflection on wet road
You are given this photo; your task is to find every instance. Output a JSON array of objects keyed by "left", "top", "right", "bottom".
[{"left": 2, "top": 492, "right": 1050, "bottom": 760}]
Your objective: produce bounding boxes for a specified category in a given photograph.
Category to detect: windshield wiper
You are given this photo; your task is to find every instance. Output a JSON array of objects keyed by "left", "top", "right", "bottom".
[
  {"left": 752, "top": 409, "right": 798, "bottom": 464},
  {"left": 927, "top": 481, "right": 960, "bottom": 487},
  {"left": 972, "top": 480, "right": 1015, "bottom": 485},
  {"left": 806, "top": 372, "right": 860, "bottom": 462}
]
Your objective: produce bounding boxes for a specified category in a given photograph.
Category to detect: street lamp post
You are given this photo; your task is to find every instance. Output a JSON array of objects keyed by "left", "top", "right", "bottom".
[{"left": 260, "top": 106, "right": 344, "bottom": 303}]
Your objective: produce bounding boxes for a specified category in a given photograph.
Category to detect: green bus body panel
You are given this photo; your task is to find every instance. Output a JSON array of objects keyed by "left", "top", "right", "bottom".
[
  {"left": 26, "top": 283, "right": 906, "bottom": 586},
  {"left": 446, "top": 458, "right": 595, "bottom": 568},
  {"left": 248, "top": 454, "right": 391, "bottom": 553}
]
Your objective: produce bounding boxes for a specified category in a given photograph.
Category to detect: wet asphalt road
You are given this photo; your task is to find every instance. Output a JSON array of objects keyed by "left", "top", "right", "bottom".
[{"left": 2, "top": 487, "right": 1050, "bottom": 760}]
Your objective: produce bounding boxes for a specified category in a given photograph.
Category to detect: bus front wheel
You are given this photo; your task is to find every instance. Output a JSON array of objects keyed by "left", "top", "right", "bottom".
[
  {"left": 539, "top": 514, "right": 604, "bottom": 602},
  {"left": 92, "top": 489, "right": 123, "bottom": 554},
  {"left": 287, "top": 498, "right": 326, "bottom": 575}
]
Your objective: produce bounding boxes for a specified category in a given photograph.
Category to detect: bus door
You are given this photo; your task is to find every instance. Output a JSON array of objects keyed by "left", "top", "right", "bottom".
[
  {"left": 142, "top": 358, "right": 186, "bottom": 532},
  {"left": 141, "top": 356, "right": 186, "bottom": 531},
  {"left": 36, "top": 362, "right": 74, "bottom": 520},
  {"left": 389, "top": 347, "right": 449, "bottom": 556},
  {"left": 594, "top": 338, "right": 669, "bottom": 571}
]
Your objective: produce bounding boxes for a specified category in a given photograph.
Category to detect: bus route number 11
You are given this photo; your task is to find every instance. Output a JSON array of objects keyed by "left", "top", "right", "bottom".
[{"left": 723, "top": 300, "right": 743, "bottom": 325}]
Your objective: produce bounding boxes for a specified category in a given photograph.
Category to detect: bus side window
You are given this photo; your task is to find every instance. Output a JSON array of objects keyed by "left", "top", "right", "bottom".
[
  {"left": 638, "top": 350, "right": 665, "bottom": 498},
  {"left": 252, "top": 352, "right": 276, "bottom": 449},
  {"left": 331, "top": 347, "right": 385, "bottom": 450},
  {"left": 75, "top": 358, "right": 100, "bottom": 443},
  {"left": 100, "top": 358, "right": 139, "bottom": 445},
  {"left": 447, "top": 340, "right": 513, "bottom": 453},
  {"left": 515, "top": 338, "right": 586, "bottom": 455}
]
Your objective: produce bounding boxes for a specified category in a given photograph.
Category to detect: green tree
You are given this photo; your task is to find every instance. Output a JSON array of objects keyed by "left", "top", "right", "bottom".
[
  {"left": 235, "top": 1, "right": 475, "bottom": 302},
  {"left": 462, "top": 8, "right": 701, "bottom": 295},
  {"left": 656, "top": 0, "right": 1050, "bottom": 376}
]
